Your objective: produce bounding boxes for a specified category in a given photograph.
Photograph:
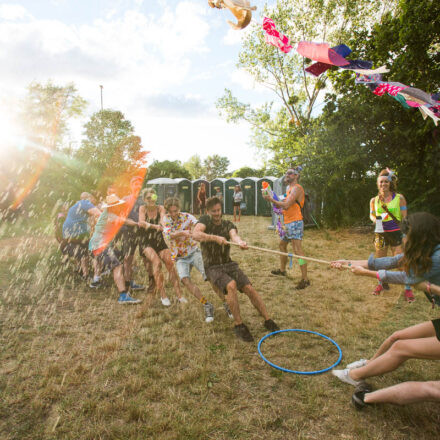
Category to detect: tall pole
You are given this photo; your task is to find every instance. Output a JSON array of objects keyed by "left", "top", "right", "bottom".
[{"left": 99, "top": 85, "right": 103, "bottom": 111}]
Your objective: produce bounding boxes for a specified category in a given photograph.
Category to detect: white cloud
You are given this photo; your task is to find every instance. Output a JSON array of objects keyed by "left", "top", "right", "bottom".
[{"left": 0, "top": 4, "right": 30, "bottom": 20}]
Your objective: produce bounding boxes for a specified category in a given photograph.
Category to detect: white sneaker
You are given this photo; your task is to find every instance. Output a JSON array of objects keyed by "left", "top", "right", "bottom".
[
  {"left": 332, "top": 369, "right": 362, "bottom": 386},
  {"left": 178, "top": 296, "right": 188, "bottom": 304},
  {"left": 346, "top": 359, "right": 368, "bottom": 370},
  {"left": 161, "top": 297, "right": 171, "bottom": 307},
  {"left": 204, "top": 302, "right": 214, "bottom": 323}
]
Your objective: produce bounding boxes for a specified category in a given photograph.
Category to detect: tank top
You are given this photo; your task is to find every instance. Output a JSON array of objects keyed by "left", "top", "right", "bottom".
[
  {"left": 283, "top": 184, "right": 304, "bottom": 223},
  {"left": 374, "top": 193, "right": 401, "bottom": 232},
  {"left": 145, "top": 208, "right": 163, "bottom": 241}
]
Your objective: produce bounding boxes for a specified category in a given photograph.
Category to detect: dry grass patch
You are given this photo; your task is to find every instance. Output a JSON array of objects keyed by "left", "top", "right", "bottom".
[{"left": 1, "top": 216, "right": 440, "bottom": 439}]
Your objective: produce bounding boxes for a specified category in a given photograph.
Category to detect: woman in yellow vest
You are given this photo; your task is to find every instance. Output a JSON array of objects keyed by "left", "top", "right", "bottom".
[{"left": 369, "top": 168, "right": 413, "bottom": 301}]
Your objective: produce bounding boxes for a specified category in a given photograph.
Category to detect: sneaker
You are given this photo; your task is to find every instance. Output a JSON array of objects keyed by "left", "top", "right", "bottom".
[
  {"left": 352, "top": 383, "right": 373, "bottom": 410},
  {"left": 295, "top": 279, "right": 310, "bottom": 290},
  {"left": 332, "top": 368, "right": 363, "bottom": 386},
  {"left": 234, "top": 323, "right": 254, "bottom": 342},
  {"left": 118, "top": 293, "right": 142, "bottom": 304},
  {"left": 147, "top": 276, "right": 156, "bottom": 294},
  {"left": 130, "top": 280, "right": 145, "bottom": 291},
  {"left": 223, "top": 302, "right": 233, "bottom": 319},
  {"left": 204, "top": 302, "right": 214, "bottom": 323},
  {"left": 178, "top": 296, "right": 188, "bottom": 304},
  {"left": 161, "top": 297, "right": 171, "bottom": 307},
  {"left": 346, "top": 359, "right": 368, "bottom": 370},
  {"left": 404, "top": 289, "right": 415, "bottom": 303},
  {"left": 271, "top": 269, "right": 286, "bottom": 276},
  {"left": 264, "top": 319, "right": 280, "bottom": 332},
  {"left": 382, "top": 282, "right": 390, "bottom": 290},
  {"left": 372, "top": 284, "right": 383, "bottom": 295},
  {"left": 89, "top": 280, "right": 102, "bottom": 289}
]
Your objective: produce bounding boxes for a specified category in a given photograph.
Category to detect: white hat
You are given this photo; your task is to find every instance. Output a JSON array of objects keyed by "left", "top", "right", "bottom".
[{"left": 101, "top": 194, "right": 126, "bottom": 209}]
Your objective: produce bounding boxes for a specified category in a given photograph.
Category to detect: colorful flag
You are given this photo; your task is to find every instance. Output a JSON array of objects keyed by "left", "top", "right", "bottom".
[{"left": 262, "top": 17, "right": 293, "bottom": 54}]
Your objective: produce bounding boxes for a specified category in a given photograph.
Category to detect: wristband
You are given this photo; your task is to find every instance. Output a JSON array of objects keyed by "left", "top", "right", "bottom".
[
  {"left": 400, "top": 206, "right": 407, "bottom": 211},
  {"left": 376, "top": 272, "right": 380, "bottom": 281},
  {"left": 426, "top": 282, "right": 431, "bottom": 294}
]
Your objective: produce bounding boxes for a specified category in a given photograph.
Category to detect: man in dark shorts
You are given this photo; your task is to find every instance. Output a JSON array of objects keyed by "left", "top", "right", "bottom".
[
  {"left": 62, "top": 192, "right": 101, "bottom": 280},
  {"left": 193, "top": 196, "right": 279, "bottom": 342}
]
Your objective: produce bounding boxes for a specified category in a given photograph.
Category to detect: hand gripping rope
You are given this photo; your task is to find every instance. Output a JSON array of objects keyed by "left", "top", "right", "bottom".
[{"left": 258, "top": 329, "right": 343, "bottom": 375}]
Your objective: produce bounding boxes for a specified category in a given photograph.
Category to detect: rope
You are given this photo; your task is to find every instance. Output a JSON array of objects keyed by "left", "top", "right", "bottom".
[{"left": 226, "top": 241, "right": 350, "bottom": 268}]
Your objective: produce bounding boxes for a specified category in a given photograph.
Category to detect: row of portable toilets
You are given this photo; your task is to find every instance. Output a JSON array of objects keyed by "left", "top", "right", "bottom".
[{"left": 145, "top": 176, "right": 286, "bottom": 217}]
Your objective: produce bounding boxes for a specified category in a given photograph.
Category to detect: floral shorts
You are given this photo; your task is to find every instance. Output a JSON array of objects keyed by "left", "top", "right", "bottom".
[{"left": 282, "top": 220, "right": 304, "bottom": 241}]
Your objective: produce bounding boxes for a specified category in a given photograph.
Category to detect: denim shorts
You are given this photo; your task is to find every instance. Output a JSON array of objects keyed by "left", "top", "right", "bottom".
[
  {"left": 282, "top": 220, "right": 304, "bottom": 241},
  {"left": 175, "top": 249, "right": 207, "bottom": 281}
]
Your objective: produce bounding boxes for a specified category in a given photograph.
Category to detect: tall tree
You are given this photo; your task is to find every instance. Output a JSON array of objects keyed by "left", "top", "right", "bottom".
[
  {"left": 203, "top": 155, "right": 230, "bottom": 180},
  {"left": 183, "top": 155, "right": 205, "bottom": 179},
  {"left": 76, "top": 110, "right": 145, "bottom": 193}
]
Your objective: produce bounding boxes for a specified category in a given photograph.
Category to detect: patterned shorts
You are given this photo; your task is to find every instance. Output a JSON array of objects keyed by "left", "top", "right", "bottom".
[{"left": 282, "top": 220, "right": 304, "bottom": 241}]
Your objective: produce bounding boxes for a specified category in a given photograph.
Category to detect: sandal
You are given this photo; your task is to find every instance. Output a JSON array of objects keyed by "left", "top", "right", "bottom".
[{"left": 271, "top": 269, "right": 286, "bottom": 276}]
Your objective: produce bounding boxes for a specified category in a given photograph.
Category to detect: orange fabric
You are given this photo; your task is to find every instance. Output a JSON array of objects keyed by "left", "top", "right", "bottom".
[{"left": 283, "top": 184, "right": 304, "bottom": 223}]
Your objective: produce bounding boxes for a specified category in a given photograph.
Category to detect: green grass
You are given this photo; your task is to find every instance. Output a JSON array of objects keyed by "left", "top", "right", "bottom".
[{"left": 1, "top": 217, "right": 440, "bottom": 439}]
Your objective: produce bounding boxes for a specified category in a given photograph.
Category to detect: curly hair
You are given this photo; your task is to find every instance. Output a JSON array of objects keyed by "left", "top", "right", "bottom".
[
  {"left": 206, "top": 196, "right": 222, "bottom": 211},
  {"left": 164, "top": 197, "right": 180, "bottom": 211},
  {"left": 401, "top": 212, "right": 440, "bottom": 276}
]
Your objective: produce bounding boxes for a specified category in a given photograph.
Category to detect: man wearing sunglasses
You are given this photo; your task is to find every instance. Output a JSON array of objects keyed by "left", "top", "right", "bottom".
[{"left": 263, "top": 166, "right": 310, "bottom": 289}]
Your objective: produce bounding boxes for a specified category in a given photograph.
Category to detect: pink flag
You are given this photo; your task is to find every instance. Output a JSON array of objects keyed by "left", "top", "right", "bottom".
[
  {"left": 296, "top": 41, "right": 349, "bottom": 66},
  {"left": 373, "top": 82, "right": 408, "bottom": 97},
  {"left": 262, "top": 17, "right": 293, "bottom": 54}
]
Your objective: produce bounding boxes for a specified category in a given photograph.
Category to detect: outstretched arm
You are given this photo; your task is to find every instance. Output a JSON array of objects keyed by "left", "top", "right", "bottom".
[
  {"left": 229, "top": 228, "right": 247, "bottom": 249},
  {"left": 193, "top": 223, "right": 228, "bottom": 245}
]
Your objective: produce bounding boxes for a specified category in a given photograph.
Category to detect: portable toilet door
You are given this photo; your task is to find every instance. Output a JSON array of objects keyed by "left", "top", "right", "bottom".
[
  {"left": 240, "top": 177, "right": 259, "bottom": 215},
  {"left": 192, "top": 179, "right": 210, "bottom": 215},
  {"left": 257, "top": 177, "right": 277, "bottom": 216},
  {"left": 145, "top": 178, "right": 177, "bottom": 205},
  {"left": 224, "top": 178, "right": 243, "bottom": 215},
  {"left": 209, "top": 178, "right": 227, "bottom": 212},
  {"left": 174, "top": 178, "right": 192, "bottom": 213}
]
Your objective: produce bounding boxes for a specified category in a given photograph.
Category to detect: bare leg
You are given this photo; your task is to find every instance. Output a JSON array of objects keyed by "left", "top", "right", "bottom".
[
  {"left": 279, "top": 240, "right": 288, "bottom": 272},
  {"left": 80, "top": 255, "right": 89, "bottom": 278},
  {"left": 365, "top": 381, "right": 440, "bottom": 405},
  {"left": 292, "top": 239, "right": 308, "bottom": 280},
  {"left": 350, "top": 336, "right": 440, "bottom": 382},
  {"left": 113, "top": 264, "right": 126, "bottom": 292},
  {"left": 242, "top": 284, "right": 269, "bottom": 320},
  {"left": 182, "top": 277, "right": 203, "bottom": 301},
  {"left": 370, "top": 321, "right": 436, "bottom": 362},
  {"left": 238, "top": 207, "right": 241, "bottom": 221},
  {"left": 160, "top": 249, "right": 183, "bottom": 298},
  {"left": 143, "top": 247, "right": 166, "bottom": 299},
  {"left": 210, "top": 281, "right": 227, "bottom": 302},
  {"left": 124, "top": 253, "right": 134, "bottom": 283},
  {"left": 225, "top": 281, "right": 242, "bottom": 326},
  {"left": 233, "top": 206, "right": 237, "bottom": 222}
]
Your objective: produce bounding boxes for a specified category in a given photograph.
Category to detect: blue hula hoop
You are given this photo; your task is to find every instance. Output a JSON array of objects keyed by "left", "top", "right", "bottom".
[{"left": 258, "top": 329, "right": 342, "bottom": 375}]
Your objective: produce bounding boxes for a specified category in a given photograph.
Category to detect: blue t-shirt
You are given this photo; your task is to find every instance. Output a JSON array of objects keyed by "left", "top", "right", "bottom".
[{"left": 62, "top": 199, "right": 95, "bottom": 239}]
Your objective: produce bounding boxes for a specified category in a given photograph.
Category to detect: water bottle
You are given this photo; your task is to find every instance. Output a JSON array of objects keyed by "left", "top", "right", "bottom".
[{"left": 375, "top": 215, "right": 384, "bottom": 233}]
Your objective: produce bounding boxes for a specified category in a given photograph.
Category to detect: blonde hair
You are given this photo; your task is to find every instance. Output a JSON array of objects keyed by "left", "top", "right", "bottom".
[{"left": 142, "top": 187, "right": 156, "bottom": 200}]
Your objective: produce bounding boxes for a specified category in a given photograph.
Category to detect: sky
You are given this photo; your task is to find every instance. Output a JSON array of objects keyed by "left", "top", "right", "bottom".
[{"left": 0, "top": 0, "right": 278, "bottom": 172}]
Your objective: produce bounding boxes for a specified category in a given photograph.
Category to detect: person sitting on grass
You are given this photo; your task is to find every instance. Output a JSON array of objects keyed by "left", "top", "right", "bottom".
[
  {"left": 331, "top": 212, "right": 440, "bottom": 298},
  {"left": 62, "top": 192, "right": 101, "bottom": 281},
  {"left": 162, "top": 196, "right": 215, "bottom": 323},
  {"left": 89, "top": 194, "right": 141, "bottom": 304},
  {"left": 192, "top": 196, "right": 279, "bottom": 342},
  {"left": 332, "top": 280, "right": 440, "bottom": 409}
]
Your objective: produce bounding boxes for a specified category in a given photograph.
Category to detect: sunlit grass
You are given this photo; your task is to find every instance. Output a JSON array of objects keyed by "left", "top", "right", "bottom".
[{"left": 1, "top": 216, "right": 439, "bottom": 439}]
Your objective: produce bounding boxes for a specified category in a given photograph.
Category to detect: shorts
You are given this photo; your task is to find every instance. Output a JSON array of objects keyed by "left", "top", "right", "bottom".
[
  {"left": 233, "top": 201, "right": 241, "bottom": 207},
  {"left": 374, "top": 230, "right": 403, "bottom": 250},
  {"left": 432, "top": 319, "right": 440, "bottom": 342},
  {"left": 176, "top": 249, "right": 207, "bottom": 281},
  {"left": 61, "top": 240, "right": 89, "bottom": 259},
  {"left": 205, "top": 261, "right": 251, "bottom": 294},
  {"left": 95, "top": 247, "right": 123, "bottom": 273},
  {"left": 120, "top": 229, "right": 143, "bottom": 257},
  {"left": 140, "top": 233, "right": 168, "bottom": 255},
  {"left": 282, "top": 220, "right": 304, "bottom": 241}
]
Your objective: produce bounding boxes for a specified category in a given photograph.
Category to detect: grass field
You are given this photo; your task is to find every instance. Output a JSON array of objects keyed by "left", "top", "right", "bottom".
[{"left": 1, "top": 216, "right": 439, "bottom": 439}]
